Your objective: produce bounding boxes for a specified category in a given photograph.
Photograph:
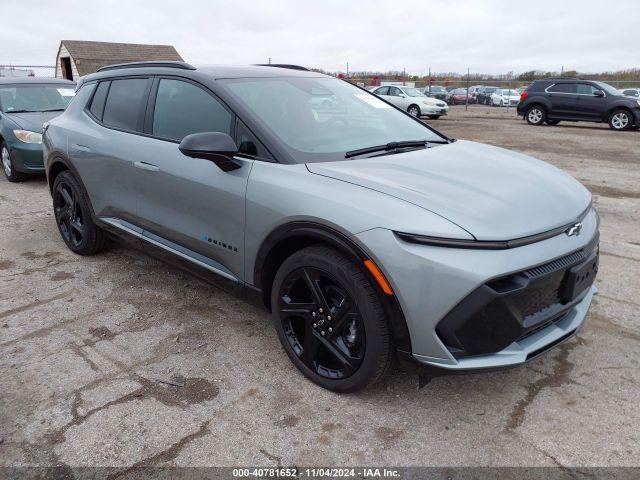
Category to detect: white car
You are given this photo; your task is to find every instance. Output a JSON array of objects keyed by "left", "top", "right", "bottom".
[
  {"left": 490, "top": 89, "right": 521, "bottom": 107},
  {"left": 620, "top": 88, "right": 640, "bottom": 98},
  {"left": 372, "top": 85, "right": 449, "bottom": 118}
]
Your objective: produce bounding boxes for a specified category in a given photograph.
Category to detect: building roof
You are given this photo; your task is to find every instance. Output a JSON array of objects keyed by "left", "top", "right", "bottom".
[{"left": 59, "top": 40, "right": 183, "bottom": 76}]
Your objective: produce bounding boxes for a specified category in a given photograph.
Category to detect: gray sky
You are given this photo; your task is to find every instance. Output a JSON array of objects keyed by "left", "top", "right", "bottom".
[{"left": 1, "top": 0, "right": 638, "bottom": 76}]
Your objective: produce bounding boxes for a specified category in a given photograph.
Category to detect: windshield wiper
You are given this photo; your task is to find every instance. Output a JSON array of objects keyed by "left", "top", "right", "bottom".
[
  {"left": 40, "top": 108, "right": 65, "bottom": 112},
  {"left": 345, "top": 140, "right": 428, "bottom": 158},
  {"left": 4, "top": 109, "right": 34, "bottom": 113}
]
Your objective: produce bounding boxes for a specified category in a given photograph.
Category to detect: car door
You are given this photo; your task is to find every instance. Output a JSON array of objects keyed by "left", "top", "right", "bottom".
[
  {"left": 373, "top": 86, "right": 391, "bottom": 104},
  {"left": 134, "top": 77, "right": 253, "bottom": 282},
  {"left": 575, "top": 83, "right": 607, "bottom": 120},
  {"left": 72, "top": 77, "right": 153, "bottom": 231},
  {"left": 387, "top": 86, "right": 407, "bottom": 109},
  {"left": 545, "top": 82, "right": 578, "bottom": 118}
]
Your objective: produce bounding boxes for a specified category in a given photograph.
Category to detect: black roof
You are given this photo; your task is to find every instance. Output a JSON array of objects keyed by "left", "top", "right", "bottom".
[{"left": 0, "top": 77, "right": 76, "bottom": 86}]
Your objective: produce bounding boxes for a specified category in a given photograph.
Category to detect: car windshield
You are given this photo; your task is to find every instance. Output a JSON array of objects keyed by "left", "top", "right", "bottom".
[
  {"left": 402, "top": 88, "right": 425, "bottom": 97},
  {"left": 593, "top": 82, "right": 621, "bottom": 96},
  {"left": 0, "top": 84, "right": 75, "bottom": 113},
  {"left": 222, "top": 76, "right": 446, "bottom": 163},
  {"left": 429, "top": 87, "right": 445, "bottom": 93}
]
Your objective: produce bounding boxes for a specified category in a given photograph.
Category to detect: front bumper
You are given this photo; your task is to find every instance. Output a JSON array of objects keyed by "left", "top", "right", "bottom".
[
  {"left": 7, "top": 141, "right": 44, "bottom": 172},
  {"left": 633, "top": 108, "right": 640, "bottom": 126},
  {"left": 422, "top": 104, "right": 448, "bottom": 115},
  {"left": 354, "top": 207, "right": 599, "bottom": 372}
]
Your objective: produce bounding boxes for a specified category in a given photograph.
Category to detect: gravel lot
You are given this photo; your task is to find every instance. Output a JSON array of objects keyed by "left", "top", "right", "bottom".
[{"left": 1, "top": 105, "right": 639, "bottom": 473}]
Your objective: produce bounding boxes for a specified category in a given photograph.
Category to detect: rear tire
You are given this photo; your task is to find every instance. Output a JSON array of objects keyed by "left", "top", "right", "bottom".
[
  {"left": 608, "top": 109, "right": 632, "bottom": 131},
  {"left": 52, "top": 171, "right": 109, "bottom": 255},
  {"left": 525, "top": 105, "right": 546, "bottom": 125},
  {"left": 1, "top": 142, "right": 27, "bottom": 183},
  {"left": 271, "top": 246, "right": 393, "bottom": 393}
]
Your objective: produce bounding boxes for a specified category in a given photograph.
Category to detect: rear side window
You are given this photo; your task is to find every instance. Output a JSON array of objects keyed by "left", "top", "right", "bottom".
[
  {"left": 89, "top": 81, "right": 110, "bottom": 120},
  {"left": 102, "top": 78, "right": 150, "bottom": 132},
  {"left": 548, "top": 83, "right": 576, "bottom": 94},
  {"left": 152, "top": 79, "right": 232, "bottom": 142}
]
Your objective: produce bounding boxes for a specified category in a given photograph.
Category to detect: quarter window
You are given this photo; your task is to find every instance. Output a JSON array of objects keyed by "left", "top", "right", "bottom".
[
  {"left": 548, "top": 83, "right": 576, "bottom": 94},
  {"left": 102, "top": 78, "right": 150, "bottom": 132},
  {"left": 89, "top": 81, "right": 110, "bottom": 120},
  {"left": 152, "top": 79, "right": 231, "bottom": 142}
]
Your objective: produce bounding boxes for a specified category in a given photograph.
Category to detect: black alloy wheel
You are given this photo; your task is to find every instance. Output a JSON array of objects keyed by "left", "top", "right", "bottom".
[
  {"left": 272, "top": 246, "right": 392, "bottom": 392},
  {"left": 278, "top": 266, "right": 365, "bottom": 379},
  {"left": 54, "top": 179, "right": 85, "bottom": 248},
  {"left": 52, "top": 171, "right": 109, "bottom": 255}
]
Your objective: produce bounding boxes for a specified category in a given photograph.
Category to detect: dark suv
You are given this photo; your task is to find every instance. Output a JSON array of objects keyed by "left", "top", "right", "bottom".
[{"left": 517, "top": 78, "right": 640, "bottom": 131}]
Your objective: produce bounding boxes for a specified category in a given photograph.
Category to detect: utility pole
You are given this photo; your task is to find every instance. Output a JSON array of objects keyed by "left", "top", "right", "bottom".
[
  {"left": 403, "top": 66, "right": 406, "bottom": 86},
  {"left": 346, "top": 62, "right": 349, "bottom": 80},
  {"left": 428, "top": 67, "right": 431, "bottom": 94},
  {"left": 268, "top": 57, "right": 271, "bottom": 65},
  {"left": 561, "top": 65, "right": 564, "bottom": 76},
  {"left": 465, "top": 67, "right": 470, "bottom": 111}
]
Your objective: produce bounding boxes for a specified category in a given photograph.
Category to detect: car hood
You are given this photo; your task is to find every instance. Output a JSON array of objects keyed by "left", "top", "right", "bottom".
[
  {"left": 4, "top": 111, "right": 63, "bottom": 133},
  {"left": 306, "top": 140, "right": 592, "bottom": 240}
]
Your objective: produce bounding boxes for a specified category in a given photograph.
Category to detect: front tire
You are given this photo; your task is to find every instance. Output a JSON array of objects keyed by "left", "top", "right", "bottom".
[
  {"left": 609, "top": 109, "right": 632, "bottom": 131},
  {"left": 1, "top": 142, "right": 26, "bottom": 183},
  {"left": 525, "top": 105, "right": 546, "bottom": 125},
  {"left": 271, "top": 246, "right": 392, "bottom": 393},
  {"left": 52, "top": 171, "right": 109, "bottom": 255},
  {"left": 407, "top": 104, "right": 420, "bottom": 117}
]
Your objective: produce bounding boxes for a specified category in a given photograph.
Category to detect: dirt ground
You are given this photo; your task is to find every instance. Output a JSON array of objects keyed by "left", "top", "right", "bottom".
[{"left": 1, "top": 105, "right": 639, "bottom": 473}]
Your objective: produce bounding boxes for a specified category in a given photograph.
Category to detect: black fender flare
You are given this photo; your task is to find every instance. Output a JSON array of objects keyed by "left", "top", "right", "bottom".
[{"left": 254, "top": 221, "right": 412, "bottom": 353}]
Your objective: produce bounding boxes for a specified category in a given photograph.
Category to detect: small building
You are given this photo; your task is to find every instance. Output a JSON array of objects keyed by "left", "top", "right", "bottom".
[{"left": 55, "top": 40, "right": 184, "bottom": 81}]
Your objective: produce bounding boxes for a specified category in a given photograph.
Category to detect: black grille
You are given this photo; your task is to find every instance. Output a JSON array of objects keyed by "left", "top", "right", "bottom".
[{"left": 436, "top": 235, "right": 598, "bottom": 357}]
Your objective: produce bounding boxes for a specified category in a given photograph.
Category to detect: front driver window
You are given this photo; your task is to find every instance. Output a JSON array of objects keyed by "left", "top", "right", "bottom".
[{"left": 153, "top": 79, "right": 232, "bottom": 142}]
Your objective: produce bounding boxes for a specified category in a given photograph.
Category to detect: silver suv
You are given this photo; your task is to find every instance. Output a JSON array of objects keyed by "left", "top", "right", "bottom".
[{"left": 43, "top": 62, "right": 599, "bottom": 392}]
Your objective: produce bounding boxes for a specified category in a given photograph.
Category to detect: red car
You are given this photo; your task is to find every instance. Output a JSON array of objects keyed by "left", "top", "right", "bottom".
[{"left": 447, "top": 88, "right": 477, "bottom": 105}]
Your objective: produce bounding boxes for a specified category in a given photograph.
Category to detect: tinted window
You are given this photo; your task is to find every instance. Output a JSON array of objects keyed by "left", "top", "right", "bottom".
[
  {"left": 622, "top": 89, "right": 638, "bottom": 97},
  {"left": 102, "top": 78, "right": 150, "bottom": 131},
  {"left": 389, "top": 87, "right": 402, "bottom": 96},
  {"left": 548, "top": 83, "right": 576, "bottom": 94},
  {"left": 153, "top": 79, "right": 232, "bottom": 141},
  {"left": 89, "top": 81, "right": 110, "bottom": 120},
  {"left": 576, "top": 84, "right": 600, "bottom": 95},
  {"left": 236, "top": 119, "right": 272, "bottom": 160},
  {"left": 374, "top": 86, "right": 389, "bottom": 95}
]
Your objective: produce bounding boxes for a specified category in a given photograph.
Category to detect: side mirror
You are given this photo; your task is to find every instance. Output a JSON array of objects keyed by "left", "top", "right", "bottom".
[
  {"left": 398, "top": 93, "right": 406, "bottom": 98},
  {"left": 179, "top": 132, "right": 241, "bottom": 172},
  {"left": 593, "top": 90, "right": 604, "bottom": 97}
]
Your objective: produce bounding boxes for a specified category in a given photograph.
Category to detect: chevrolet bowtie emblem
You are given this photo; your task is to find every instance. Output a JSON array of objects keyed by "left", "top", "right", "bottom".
[{"left": 566, "top": 222, "right": 583, "bottom": 237}]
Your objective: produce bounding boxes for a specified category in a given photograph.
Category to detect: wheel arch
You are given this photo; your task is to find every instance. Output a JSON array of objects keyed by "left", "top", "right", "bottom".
[
  {"left": 605, "top": 105, "right": 633, "bottom": 122},
  {"left": 47, "top": 156, "right": 97, "bottom": 217},
  {"left": 254, "top": 221, "right": 412, "bottom": 353}
]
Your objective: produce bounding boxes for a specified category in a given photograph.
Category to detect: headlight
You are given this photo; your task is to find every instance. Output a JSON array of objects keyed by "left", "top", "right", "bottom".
[{"left": 13, "top": 130, "right": 42, "bottom": 144}]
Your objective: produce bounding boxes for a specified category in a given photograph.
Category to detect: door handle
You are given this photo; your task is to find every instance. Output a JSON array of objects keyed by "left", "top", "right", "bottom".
[{"left": 134, "top": 161, "right": 160, "bottom": 172}]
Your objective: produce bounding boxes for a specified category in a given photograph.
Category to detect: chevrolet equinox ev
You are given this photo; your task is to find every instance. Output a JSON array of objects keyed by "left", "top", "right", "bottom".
[{"left": 43, "top": 62, "right": 599, "bottom": 392}]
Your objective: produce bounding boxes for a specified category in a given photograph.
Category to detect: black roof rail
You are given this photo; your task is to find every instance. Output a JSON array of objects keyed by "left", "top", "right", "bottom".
[
  {"left": 254, "top": 63, "right": 309, "bottom": 71},
  {"left": 97, "top": 61, "right": 196, "bottom": 72},
  {"left": 547, "top": 76, "right": 582, "bottom": 80}
]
